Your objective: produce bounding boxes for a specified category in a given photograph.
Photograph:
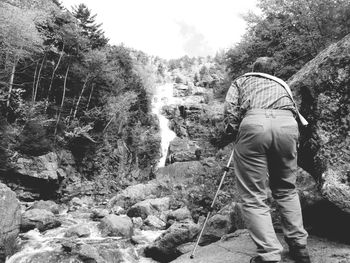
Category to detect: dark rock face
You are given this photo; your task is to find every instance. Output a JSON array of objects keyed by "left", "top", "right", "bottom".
[
  {"left": 0, "top": 183, "right": 21, "bottom": 261},
  {"left": 288, "top": 34, "right": 350, "bottom": 215}
]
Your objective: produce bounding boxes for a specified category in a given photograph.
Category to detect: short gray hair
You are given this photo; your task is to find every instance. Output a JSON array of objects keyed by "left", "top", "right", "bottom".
[{"left": 252, "top": 57, "right": 277, "bottom": 75}]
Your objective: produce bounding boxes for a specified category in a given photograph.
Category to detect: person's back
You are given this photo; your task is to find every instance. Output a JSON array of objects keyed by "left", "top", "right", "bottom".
[{"left": 224, "top": 57, "right": 311, "bottom": 263}]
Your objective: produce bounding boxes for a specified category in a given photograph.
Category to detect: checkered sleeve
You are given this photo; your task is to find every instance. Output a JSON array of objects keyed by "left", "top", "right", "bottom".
[{"left": 224, "top": 82, "right": 242, "bottom": 134}]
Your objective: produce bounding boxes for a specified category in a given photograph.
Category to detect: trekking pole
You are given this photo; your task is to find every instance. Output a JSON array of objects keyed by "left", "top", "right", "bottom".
[{"left": 190, "top": 149, "right": 234, "bottom": 259}]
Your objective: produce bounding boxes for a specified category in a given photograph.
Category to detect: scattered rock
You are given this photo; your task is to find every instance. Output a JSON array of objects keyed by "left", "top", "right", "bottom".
[
  {"left": 131, "top": 229, "right": 164, "bottom": 245},
  {"left": 65, "top": 225, "right": 91, "bottom": 238},
  {"left": 90, "top": 208, "right": 110, "bottom": 221},
  {"left": 144, "top": 215, "right": 167, "bottom": 229},
  {"left": 168, "top": 207, "right": 192, "bottom": 222},
  {"left": 132, "top": 217, "right": 143, "bottom": 229},
  {"left": 110, "top": 205, "right": 126, "bottom": 215},
  {"left": 127, "top": 197, "right": 171, "bottom": 219},
  {"left": 108, "top": 181, "right": 161, "bottom": 209}
]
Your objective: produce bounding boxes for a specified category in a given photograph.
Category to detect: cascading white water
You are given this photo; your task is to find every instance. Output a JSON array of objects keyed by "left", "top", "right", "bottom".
[
  {"left": 151, "top": 83, "right": 177, "bottom": 168},
  {"left": 6, "top": 209, "right": 162, "bottom": 263}
]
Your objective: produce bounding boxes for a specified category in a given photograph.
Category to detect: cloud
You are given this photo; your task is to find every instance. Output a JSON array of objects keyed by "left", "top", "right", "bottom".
[{"left": 176, "top": 21, "right": 214, "bottom": 57}]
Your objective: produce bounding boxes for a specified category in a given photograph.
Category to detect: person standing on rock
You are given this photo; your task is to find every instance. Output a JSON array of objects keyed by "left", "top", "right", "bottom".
[{"left": 224, "top": 57, "right": 311, "bottom": 263}]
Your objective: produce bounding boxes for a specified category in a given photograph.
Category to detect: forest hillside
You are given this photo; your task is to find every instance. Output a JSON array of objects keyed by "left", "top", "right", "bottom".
[{"left": 0, "top": 0, "right": 350, "bottom": 262}]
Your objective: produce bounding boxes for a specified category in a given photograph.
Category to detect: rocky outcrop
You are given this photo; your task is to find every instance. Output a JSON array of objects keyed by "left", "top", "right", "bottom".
[
  {"left": 0, "top": 150, "right": 81, "bottom": 201},
  {"left": 288, "top": 34, "right": 350, "bottom": 215},
  {"left": 15, "top": 152, "right": 62, "bottom": 180},
  {"left": 0, "top": 183, "right": 21, "bottom": 260},
  {"left": 171, "top": 229, "right": 350, "bottom": 263}
]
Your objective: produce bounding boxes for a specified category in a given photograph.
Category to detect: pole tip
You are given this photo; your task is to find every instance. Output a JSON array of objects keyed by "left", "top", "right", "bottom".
[{"left": 190, "top": 255, "right": 194, "bottom": 259}]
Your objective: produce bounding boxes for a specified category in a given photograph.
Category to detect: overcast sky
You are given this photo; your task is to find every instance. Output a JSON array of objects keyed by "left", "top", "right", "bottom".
[{"left": 60, "top": 0, "right": 259, "bottom": 59}]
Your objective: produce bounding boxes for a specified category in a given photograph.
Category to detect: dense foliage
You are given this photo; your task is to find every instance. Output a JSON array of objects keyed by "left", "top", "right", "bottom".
[
  {"left": 0, "top": 0, "right": 160, "bottom": 183},
  {"left": 226, "top": 0, "right": 350, "bottom": 80}
]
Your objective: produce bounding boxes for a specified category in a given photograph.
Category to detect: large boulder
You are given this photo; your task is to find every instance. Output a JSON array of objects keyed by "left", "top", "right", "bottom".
[
  {"left": 170, "top": 229, "right": 350, "bottom": 263},
  {"left": 107, "top": 181, "right": 162, "bottom": 209},
  {"left": 98, "top": 215, "right": 133, "bottom": 238},
  {"left": 168, "top": 137, "right": 201, "bottom": 163},
  {"left": 29, "top": 200, "right": 60, "bottom": 214},
  {"left": 127, "top": 197, "right": 171, "bottom": 219},
  {"left": 15, "top": 152, "right": 62, "bottom": 181},
  {"left": 199, "top": 203, "right": 236, "bottom": 246},
  {"left": 64, "top": 225, "right": 91, "bottom": 238},
  {"left": 0, "top": 183, "right": 21, "bottom": 259},
  {"left": 21, "top": 208, "right": 61, "bottom": 232},
  {"left": 144, "top": 220, "right": 200, "bottom": 262},
  {"left": 288, "top": 34, "right": 350, "bottom": 215}
]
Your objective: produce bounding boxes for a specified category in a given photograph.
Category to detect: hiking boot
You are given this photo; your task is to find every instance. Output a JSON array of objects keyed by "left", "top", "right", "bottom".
[
  {"left": 289, "top": 245, "right": 311, "bottom": 263},
  {"left": 250, "top": 256, "right": 279, "bottom": 263}
]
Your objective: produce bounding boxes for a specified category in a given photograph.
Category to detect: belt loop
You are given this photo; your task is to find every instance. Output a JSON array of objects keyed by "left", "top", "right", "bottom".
[
  {"left": 271, "top": 110, "right": 276, "bottom": 118},
  {"left": 265, "top": 110, "right": 269, "bottom": 118}
]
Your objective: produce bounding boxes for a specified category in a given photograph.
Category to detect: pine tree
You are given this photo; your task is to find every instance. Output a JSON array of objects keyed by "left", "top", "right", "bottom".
[{"left": 72, "top": 4, "right": 108, "bottom": 49}]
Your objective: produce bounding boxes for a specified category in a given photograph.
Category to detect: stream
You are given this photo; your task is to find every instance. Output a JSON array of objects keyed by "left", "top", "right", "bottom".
[
  {"left": 5, "top": 83, "right": 178, "bottom": 263},
  {"left": 6, "top": 204, "right": 163, "bottom": 263}
]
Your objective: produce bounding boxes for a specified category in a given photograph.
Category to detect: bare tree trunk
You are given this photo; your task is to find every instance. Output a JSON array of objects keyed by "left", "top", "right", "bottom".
[
  {"left": 103, "top": 115, "right": 116, "bottom": 133},
  {"left": 85, "top": 83, "right": 95, "bottom": 111},
  {"left": 4, "top": 49, "right": 9, "bottom": 72},
  {"left": 72, "top": 75, "right": 89, "bottom": 119},
  {"left": 67, "top": 96, "right": 76, "bottom": 124},
  {"left": 54, "top": 65, "right": 70, "bottom": 136},
  {"left": 33, "top": 54, "right": 46, "bottom": 102},
  {"left": 31, "top": 61, "right": 39, "bottom": 103},
  {"left": 6, "top": 58, "right": 18, "bottom": 109},
  {"left": 45, "top": 45, "right": 64, "bottom": 112}
]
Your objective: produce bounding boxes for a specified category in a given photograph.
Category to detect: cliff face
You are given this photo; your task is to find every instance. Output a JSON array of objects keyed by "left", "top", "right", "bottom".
[{"left": 288, "top": 33, "right": 350, "bottom": 214}]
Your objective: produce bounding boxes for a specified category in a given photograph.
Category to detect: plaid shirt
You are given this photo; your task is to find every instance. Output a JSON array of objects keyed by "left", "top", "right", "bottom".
[{"left": 224, "top": 75, "right": 296, "bottom": 133}]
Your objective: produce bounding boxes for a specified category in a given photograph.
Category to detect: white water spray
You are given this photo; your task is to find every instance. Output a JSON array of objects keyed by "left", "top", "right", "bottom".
[{"left": 151, "top": 83, "right": 177, "bottom": 168}]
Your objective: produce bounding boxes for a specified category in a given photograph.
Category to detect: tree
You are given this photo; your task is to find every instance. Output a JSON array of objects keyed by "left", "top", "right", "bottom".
[
  {"left": 225, "top": 0, "right": 350, "bottom": 79},
  {"left": 71, "top": 49, "right": 108, "bottom": 119},
  {"left": 72, "top": 4, "right": 108, "bottom": 49},
  {"left": 0, "top": 2, "right": 44, "bottom": 113}
]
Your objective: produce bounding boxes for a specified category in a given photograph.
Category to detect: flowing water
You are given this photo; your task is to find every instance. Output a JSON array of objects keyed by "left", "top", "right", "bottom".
[
  {"left": 6, "top": 207, "right": 162, "bottom": 263},
  {"left": 6, "top": 83, "right": 177, "bottom": 263},
  {"left": 151, "top": 83, "right": 177, "bottom": 168}
]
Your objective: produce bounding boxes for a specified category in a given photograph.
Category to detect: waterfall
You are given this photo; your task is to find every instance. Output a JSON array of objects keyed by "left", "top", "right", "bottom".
[{"left": 151, "top": 83, "right": 177, "bottom": 168}]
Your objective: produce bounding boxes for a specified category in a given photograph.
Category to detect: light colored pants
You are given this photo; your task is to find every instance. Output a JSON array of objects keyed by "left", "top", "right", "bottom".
[{"left": 234, "top": 109, "right": 308, "bottom": 262}]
